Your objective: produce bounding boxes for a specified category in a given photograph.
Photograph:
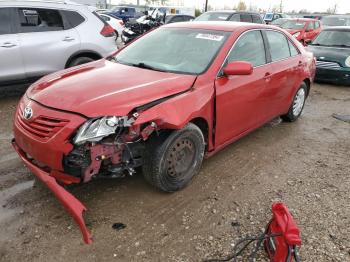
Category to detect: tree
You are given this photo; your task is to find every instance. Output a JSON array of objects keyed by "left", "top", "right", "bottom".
[
  {"left": 237, "top": 0, "right": 247, "bottom": 11},
  {"left": 279, "top": 0, "right": 283, "bottom": 13},
  {"left": 326, "top": 4, "right": 338, "bottom": 14}
]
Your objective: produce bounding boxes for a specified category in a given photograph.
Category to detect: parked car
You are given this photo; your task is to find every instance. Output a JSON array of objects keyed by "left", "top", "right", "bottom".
[
  {"left": 122, "top": 13, "right": 194, "bottom": 44},
  {"left": 99, "top": 13, "right": 124, "bottom": 38},
  {"left": 307, "top": 27, "right": 350, "bottom": 85},
  {"left": 321, "top": 15, "right": 350, "bottom": 28},
  {"left": 271, "top": 18, "right": 289, "bottom": 27},
  {"left": 280, "top": 18, "right": 322, "bottom": 45},
  {"left": 0, "top": 1, "right": 117, "bottom": 86},
  {"left": 12, "top": 22, "right": 315, "bottom": 243},
  {"left": 195, "top": 11, "right": 264, "bottom": 24},
  {"left": 106, "top": 6, "right": 142, "bottom": 23},
  {"left": 264, "top": 12, "right": 288, "bottom": 24}
]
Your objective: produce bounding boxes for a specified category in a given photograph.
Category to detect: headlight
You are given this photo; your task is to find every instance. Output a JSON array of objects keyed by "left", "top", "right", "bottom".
[
  {"left": 293, "top": 32, "right": 301, "bottom": 38},
  {"left": 73, "top": 116, "right": 121, "bottom": 145},
  {"left": 345, "top": 56, "right": 350, "bottom": 67}
]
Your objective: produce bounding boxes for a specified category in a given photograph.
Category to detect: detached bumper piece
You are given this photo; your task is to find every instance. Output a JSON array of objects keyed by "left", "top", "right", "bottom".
[{"left": 12, "top": 139, "right": 93, "bottom": 244}]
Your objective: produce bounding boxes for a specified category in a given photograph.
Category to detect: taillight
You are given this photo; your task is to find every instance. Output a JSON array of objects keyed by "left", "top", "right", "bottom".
[{"left": 100, "top": 24, "right": 115, "bottom": 37}]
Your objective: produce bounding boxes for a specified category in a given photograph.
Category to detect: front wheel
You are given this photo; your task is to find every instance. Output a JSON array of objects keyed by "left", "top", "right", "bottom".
[
  {"left": 142, "top": 123, "right": 205, "bottom": 192},
  {"left": 281, "top": 82, "right": 307, "bottom": 122}
]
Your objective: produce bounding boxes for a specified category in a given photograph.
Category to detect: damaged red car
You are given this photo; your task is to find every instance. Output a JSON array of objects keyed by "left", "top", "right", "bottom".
[{"left": 12, "top": 22, "right": 316, "bottom": 244}]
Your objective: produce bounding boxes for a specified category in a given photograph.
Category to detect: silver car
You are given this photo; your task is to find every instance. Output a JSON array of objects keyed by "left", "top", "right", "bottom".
[{"left": 0, "top": 0, "right": 117, "bottom": 85}]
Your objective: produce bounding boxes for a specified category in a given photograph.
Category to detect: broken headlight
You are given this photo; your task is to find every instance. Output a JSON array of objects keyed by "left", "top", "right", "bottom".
[{"left": 73, "top": 116, "right": 133, "bottom": 145}]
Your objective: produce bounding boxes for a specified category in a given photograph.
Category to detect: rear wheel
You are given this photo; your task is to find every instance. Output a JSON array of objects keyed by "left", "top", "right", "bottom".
[
  {"left": 143, "top": 123, "right": 205, "bottom": 192},
  {"left": 281, "top": 82, "right": 307, "bottom": 122},
  {"left": 67, "top": 56, "right": 95, "bottom": 68}
]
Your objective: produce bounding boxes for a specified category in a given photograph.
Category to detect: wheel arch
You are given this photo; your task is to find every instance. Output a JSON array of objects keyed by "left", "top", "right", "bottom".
[
  {"left": 65, "top": 50, "right": 103, "bottom": 68},
  {"left": 190, "top": 117, "right": 209, "bottom": 150},
  {"left": 303, "top": 78, "right": 311, "bottom": 97}
]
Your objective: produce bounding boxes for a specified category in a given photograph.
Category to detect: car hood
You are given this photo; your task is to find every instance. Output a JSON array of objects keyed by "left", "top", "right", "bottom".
[
  {"left": 27, "top": 60, "right": 197, "bottom": 117},
  {"left": 306, "top": 45, "right": 350, "bottom": 67}
]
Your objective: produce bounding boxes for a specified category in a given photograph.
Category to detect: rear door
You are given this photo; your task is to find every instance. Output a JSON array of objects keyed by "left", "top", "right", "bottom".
[
  {"left": 215, "top": 30, "right": 273, "bottom": 145},
  {"left": 16, "top": 7, "right": 81, "bottom": 78},
  {"left": 0, "top": 7, "right": 25, "bottom": 83},
  {"left": 263, "top": 30, "right": 303, "bottom": 118}
]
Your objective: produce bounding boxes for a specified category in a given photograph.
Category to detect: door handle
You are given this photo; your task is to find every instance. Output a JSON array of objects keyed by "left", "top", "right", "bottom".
[
  {"left": 264, "top": 72, "right": 271, "bottom": 79},
  {"left": 63, "top": 36, "right": 75, "bottom": 42},
  {"left": 1, "top": 42, "right": 16, "bottom": 48}
]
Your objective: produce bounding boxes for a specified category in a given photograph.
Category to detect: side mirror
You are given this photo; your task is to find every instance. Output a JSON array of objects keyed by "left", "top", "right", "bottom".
[{"left": 223, "top": 61, "right": 253, "bottom": 76}]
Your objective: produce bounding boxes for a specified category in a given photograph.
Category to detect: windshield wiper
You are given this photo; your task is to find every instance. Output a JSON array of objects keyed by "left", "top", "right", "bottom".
[{"left": 131, "top": 62, "right": 169, "bottom": 72}]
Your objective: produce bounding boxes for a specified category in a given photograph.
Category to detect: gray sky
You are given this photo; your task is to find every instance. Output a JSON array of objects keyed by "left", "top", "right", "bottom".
[{"left": 113, "top": 0, "right": 350, "bottom": 13}]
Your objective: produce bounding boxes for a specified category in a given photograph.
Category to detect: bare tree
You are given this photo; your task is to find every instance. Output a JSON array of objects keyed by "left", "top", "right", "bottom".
[
  {"left": 279, "top": 0, "right": 283, "bottom": 13},
  {"left": 237, "top": 0, "right": 247, "bottom": 11}
]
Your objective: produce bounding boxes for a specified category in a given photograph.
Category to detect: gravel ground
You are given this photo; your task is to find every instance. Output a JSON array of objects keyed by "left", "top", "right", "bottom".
[{"left": 0, "top": 82, "right": 349, "bottom": 262}]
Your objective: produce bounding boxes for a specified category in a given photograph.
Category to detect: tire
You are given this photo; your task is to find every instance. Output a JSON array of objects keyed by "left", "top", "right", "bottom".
[
  {"left": 142, "top": 123, "right": 205, "bottom": 192},
  {"left": 281, "top": 82, "right": 307, "bottom": 122},
  {"left": 68, "top": 56, "right": 95, "bottom": 68}
]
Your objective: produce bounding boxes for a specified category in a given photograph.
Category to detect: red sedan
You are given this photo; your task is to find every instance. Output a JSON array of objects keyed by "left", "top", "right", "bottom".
[
  {"left": 12, "top": 22, "right": 316, "bottom": 243},
  {"left": 280, "top": 18, "right": 322, "bottom": 45}
]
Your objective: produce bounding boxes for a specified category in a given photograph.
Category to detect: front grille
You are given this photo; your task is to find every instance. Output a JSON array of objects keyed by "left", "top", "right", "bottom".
[
  {"left": 17, "top": 108, "right": 69, "bottom": 139},
  {"left": 316, "top": 60, "right": 342, "bottom": 69}
]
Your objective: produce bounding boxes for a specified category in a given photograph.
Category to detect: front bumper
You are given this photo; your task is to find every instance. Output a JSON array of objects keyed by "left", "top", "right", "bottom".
[
  {"left": 315, "top": 67, "right": 350, "bottom": 85},
  {"left": 12, "top": 140, "right": 92, "bottom": 244}
]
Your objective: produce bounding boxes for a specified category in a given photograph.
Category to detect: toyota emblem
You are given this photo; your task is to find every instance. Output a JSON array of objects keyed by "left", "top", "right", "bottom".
[{"left": 23, "top": 106, "right": 33, "bottom": 120}]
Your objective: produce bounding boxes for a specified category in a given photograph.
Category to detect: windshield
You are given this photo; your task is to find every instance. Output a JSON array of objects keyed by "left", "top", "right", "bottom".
[
  {"left": 281, "top": 20, "right": 306, "bottom": 30},
  {"left": 312, "top": 30, "right": 350, "bottom": 47},
  {"left": 112, "top": 28, "right": 230, "bottom": 75},
  {"left": 195, "top": 12, "right": 231, "bottom": 21},
  {"left": 322, "top": 16, "right": 350, "bottom": 26},
  {"left": 271, "top": 18, "right": 287, "bottom": 26}
]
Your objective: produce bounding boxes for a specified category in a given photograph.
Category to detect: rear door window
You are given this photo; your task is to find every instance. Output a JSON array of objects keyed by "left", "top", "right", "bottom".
[
  {"left": 17, "top": 8, "right": 64, "bottom": 33},
  {"left": 240, "top": 14, "right": 253, "bottom": 23},
  {"left": 229, "top": 14, "right": 240, "bottom": 22},
  {"left": 0, "top": 8, "right": 13, "bottom": 34},
  {"left": 265, "top": 31, "right": 291, "bottom": 61},
  {"left": 228, "top": 30, "right": 266, "bottom": 67}
]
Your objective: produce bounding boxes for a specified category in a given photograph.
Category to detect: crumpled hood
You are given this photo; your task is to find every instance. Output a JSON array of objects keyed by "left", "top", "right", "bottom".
[
  {"left": 28, "top": 59, "right": 197, "bottom": 117},
  {"left": 306, "top": 45, "right": 350, "bottom": 67}
]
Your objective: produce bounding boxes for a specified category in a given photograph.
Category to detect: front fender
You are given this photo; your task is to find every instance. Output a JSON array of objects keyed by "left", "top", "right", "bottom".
[{"left": 134, "top": 84, "right": 215, "bottom": 149}]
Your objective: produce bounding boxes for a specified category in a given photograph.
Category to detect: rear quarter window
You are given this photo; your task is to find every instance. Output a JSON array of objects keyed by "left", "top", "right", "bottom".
[{"left": 61, "top": 10, "right": 85, "bottom": 29}]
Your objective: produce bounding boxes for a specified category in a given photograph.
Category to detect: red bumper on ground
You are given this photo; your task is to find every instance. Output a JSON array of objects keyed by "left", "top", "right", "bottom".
[{"left": 12, "top": 139, "right": 92, "bottom": 244}]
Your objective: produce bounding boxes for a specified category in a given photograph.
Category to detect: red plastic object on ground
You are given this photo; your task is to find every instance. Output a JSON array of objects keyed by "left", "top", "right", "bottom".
[{"left": 265, "top": 203, "right": 302, "bottom": 262}]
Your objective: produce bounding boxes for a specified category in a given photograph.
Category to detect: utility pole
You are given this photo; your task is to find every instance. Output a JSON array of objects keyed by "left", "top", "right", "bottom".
[{"left": 205, "top": 0, "right": 208, "bottom": 12}]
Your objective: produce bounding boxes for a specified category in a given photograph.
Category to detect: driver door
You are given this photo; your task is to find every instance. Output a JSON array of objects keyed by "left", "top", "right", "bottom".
[{"left": 215, "top": 30, "right": 273, "bottom": 146}]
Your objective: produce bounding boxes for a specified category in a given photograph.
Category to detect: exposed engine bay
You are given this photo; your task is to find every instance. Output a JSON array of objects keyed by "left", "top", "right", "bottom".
[{"left": 63, "top": 114, "right": 157, "bottom": 183}]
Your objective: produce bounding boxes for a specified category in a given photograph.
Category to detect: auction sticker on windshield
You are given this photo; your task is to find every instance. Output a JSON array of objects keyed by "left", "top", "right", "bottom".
[{"left": 196, "top": 33, "right": 224, "bottom": 41}]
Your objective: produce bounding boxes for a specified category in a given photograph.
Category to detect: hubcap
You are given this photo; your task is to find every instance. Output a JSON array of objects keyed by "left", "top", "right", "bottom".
[
  {"left": 293, "top": 88, "right": 305, "bottom": 116},
  {"left": 166, "top": 138, "right": 195, "bottom": 179}
]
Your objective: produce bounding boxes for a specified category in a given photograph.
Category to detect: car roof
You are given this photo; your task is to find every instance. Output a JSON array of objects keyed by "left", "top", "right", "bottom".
[
  {"left": 287, "top": 18, "right": 318, "bottom": 22},
  {"left": 203, "top": 10, "right": 260, "bottom": 15},
  {"left": 323, "top": 15, "right": 350, "bottom": 18},
  {"left": 163, "top": 21, "right": 279, "bottom": 32},
  {"left": 0, "top": 0, "right": 84, "bottom": 8},
  {"left": 323, "top": 26, "right": 350, "bottom": 31}
]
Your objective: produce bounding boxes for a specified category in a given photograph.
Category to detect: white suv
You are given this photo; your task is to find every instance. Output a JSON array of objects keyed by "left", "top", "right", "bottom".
[{"left": 0, "top": 0, "right": 117, "bottom": 86}]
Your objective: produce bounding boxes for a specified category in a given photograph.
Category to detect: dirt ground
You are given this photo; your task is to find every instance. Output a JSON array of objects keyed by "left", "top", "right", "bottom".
[{"left": 0, "top": 82, "right": 349, "bottom": 262}]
